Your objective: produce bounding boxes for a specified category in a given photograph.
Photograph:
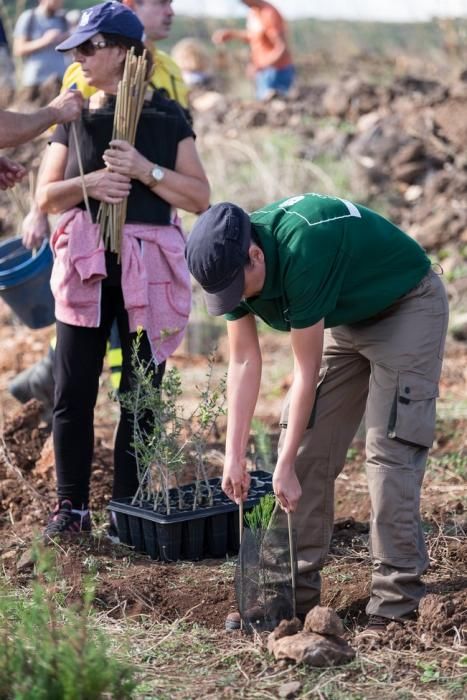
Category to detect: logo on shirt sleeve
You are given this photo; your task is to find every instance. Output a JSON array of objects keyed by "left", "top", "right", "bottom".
[{"left": 281, "top": 196, "right": 305, "bottom": 207}]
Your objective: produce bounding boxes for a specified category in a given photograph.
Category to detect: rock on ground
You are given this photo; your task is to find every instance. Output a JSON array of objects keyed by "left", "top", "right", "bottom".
[
  {"left": 268, "top": 630, "right": 355, "bottom": 667},
  {"left": 303, "top": 605, "right": 345, "bottom": 636},
  {"left": 268, "top": 606, "right": 354, "bottom": 667}
]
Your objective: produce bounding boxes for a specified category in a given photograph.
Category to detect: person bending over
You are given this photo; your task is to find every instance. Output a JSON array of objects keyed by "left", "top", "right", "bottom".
[{"left": 186, "top": 193, "right": 448, "bottom": 641}]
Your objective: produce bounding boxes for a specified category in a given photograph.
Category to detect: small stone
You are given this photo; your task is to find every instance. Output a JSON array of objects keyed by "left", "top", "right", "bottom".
[
  {"left": 278, "top": 680, "right": 302, "bottom": 698},
  {"left": 17, "top": 548, "right": 35, "bottom": 572},
  {"left": 270, "top": 631, "right": 356, "bottom": 667},
  {"left": 271, "top": 617, "right": 303, "bottom": 641},
  {"left": 191, "top": 91, "right": 226, "bottom": 112},
  {"left": 304, "top": 606, "right": 344, "bottom": 637}
]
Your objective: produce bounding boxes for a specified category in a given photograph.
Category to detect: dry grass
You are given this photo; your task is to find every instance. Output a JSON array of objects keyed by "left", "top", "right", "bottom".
[
  {"left": 24, "top": 518, "right": 461, "bottom": 700},
  {"left": 92, "top": 581, "right": 466, "bottom": 700},
  {"left": 197, "top": 130, "right": 357, "bottom": 213}
]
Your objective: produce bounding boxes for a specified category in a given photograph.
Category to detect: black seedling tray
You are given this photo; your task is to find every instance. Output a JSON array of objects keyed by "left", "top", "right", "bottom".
[{"left": 108, "top": 470, "right": 273, "bottom": 562}]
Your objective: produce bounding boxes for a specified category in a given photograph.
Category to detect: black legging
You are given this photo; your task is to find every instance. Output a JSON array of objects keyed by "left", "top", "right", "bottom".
[{"left": 53, "top": 285, "right": 164, "bottom": 509}]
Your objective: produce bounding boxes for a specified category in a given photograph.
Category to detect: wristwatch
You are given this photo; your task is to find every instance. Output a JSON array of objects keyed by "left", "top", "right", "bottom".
[{"left": 148, "top": 164, "right": 165, "bottom": 186}]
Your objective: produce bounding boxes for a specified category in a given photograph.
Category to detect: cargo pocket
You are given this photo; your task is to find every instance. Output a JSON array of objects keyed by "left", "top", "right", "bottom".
[
  {"left": 279, "top": 367, "right": 328, "bottom": 430},
  {"left": 367, "top": 465, "right": 418, "bottom": 560},
  {"left": 387, "top": 371, "right": 439, "bottom": 448}
]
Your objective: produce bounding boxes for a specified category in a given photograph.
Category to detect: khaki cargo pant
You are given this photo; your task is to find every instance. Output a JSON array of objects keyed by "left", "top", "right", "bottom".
[{"left": 272, "top": 269, "right": 449, "bottom": 619}]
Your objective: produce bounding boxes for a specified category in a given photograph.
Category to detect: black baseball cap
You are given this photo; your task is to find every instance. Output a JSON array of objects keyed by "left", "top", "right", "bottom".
[
  {"left": 186, "top": 203, "right": 252, "bottom": 316},
  {"left": 56, "top": 1, "right": 143, "bottom": 52}
]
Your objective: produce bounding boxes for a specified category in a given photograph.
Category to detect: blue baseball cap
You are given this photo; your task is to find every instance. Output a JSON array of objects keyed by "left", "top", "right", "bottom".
[
  {"left": 56, "top": 1, "right": 143, "bottom": 52},
  {"left": 185, "top": 203, "right": 252, "bottom": 316}
]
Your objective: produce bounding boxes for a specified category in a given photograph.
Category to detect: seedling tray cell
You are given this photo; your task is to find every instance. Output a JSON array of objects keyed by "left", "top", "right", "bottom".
[
  {"left": 108, "top": 470, "right": 273, "bottom": 561},
  {"left": 205, "top": 512, "right": 229, "bottom": 558}
]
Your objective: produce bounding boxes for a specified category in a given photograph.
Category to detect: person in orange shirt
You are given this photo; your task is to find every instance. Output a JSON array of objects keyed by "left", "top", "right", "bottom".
[{"left": 212, "top": 0, "right": 295, "bottom": 100}]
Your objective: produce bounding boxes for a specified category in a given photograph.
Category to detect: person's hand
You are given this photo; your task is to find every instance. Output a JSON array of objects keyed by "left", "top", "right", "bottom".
[
  {"left": 48, "top": 89, "right": 83, "bottom": 125},
  {"left": 222, "top": 457, "right": 251, "bottom": 504},
  {"left": 273, "top": 465, "right": 302, "bottom": 513},
  {"left": 211, "top": 29, "right": 231, "bottom": 45},
  {"left": 41, "top": 27, "right": 68, "bottom": 48},
  {"left": 21, "top": 205, "right": 50, "bottom": 249},
  {"left": 0, "top": 157, "right": 26, "bottom": 190},
  {"left": 86, "top": 168, "right": 131, "bottom": 204},
  {"left": 103, "top": 140, "right": 152, "bottom": 184}
]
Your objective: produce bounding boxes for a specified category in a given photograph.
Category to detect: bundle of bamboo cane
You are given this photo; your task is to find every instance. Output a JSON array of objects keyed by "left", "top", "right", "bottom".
[{"left": 97, "top": 48, "right": 149, "bottom": 256}]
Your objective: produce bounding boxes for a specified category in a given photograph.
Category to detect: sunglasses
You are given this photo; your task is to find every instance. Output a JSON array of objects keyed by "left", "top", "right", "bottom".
[{"left": 71, "top": 39, "right": 114, "bottom": 58}]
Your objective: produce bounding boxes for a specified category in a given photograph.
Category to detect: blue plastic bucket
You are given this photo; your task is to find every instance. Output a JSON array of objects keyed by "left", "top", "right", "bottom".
[{"left": 0, "top": 237, "right": 55, "bottom": 329}]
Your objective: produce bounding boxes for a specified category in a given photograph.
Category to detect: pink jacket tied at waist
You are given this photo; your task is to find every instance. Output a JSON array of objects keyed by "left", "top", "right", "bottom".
[{"left": 50, "top": 208, "right": 192, "bottom": 364}]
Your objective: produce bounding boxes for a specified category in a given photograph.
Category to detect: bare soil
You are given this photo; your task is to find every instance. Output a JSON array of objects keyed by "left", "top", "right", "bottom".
[{"left": 0, "top": 297, "right": 465, "bottom": 660}]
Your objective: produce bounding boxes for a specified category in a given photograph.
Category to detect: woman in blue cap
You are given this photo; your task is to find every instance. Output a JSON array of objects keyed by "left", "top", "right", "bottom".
[{"left": 36, "top": 1, "right": 210, "bottom": 538}]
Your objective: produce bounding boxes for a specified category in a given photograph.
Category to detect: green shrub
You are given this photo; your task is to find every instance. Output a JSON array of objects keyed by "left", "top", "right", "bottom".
[{"left": 0, "top": 576, "right": 136, "bottom": 700}]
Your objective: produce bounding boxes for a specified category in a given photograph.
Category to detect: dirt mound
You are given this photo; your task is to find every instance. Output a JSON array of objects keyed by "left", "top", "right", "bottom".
[
  {"left": 0, "top": 397, "right": 114, "bottom": 539},
  {"left": 191, "top": 67, "right": 467, "bottom": 272},
  {"left": 95, "top": 561, "right": 234, "bottom": 627},
  {"left": 1, "top": 399, "right": 48, "bottom": 474},
  {"left": 355, "top": 589, "right": 467, "bottom": 653},
  {"left": 418, "top": 592, "right": 467, "bottom": 645}
]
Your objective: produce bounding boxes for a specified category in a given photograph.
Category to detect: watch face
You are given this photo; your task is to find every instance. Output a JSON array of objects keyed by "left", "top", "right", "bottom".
[{"left": 152, "top": 166, "right": 164, "bottom": 182}]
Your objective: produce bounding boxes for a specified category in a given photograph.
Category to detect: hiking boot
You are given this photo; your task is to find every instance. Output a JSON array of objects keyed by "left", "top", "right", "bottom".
[
  {"left": 44, "top": 500, "right": 92, "bottom": 540},
  {"left": 9, "top": 349, "right": 55, "bottom": 426},
  {"left": 225, "top": 609, "right": 269, "bottom": 632},
  {"left": 354, "top": 614, "right": 414, "bottom": 644},
  {"left": 226, "top": 607, "right": 275, "bottom": 632},
  {"left": 225, "top": 611, "right": 241, "bottom": 631},
  {"left": 225, "top": 608, "right": 306, "bottom": 632}
]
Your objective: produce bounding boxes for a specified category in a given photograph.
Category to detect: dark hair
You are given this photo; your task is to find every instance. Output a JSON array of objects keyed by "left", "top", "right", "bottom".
[
  {"left": 244, "top": 225, "right": 262, "bottom": 271},
  {"left": 250, "top": 225, "right": 262, "bottom": 248},
  {"left": 101, "top": 33, "right": 153, "bottom": 80}
]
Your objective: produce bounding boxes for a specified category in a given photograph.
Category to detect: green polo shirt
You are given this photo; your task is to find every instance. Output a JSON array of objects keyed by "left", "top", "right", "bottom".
[{"left": 225, "top": 193, "right": 431, "bottom": 330}]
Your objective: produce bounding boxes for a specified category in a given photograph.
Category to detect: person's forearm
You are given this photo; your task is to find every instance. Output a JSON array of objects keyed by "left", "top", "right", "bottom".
[
  {"left": 102, "top": 139, "right": 209, "bottom": 214},
  {"left": 147, "top": 170, "right": 210, "bottom": 214},
  {"left": 277, "top": 322, "right": 324, "bottom": 471},
  {"left": 37, "top": 175, "right": 90, "bottom": 214},
  {"left": 14, "top": 37, "right": 42, "bottom": 56},
  {"left": 225, "top": 353, "right": 262, "bottom": 462},
  {"left": 0, "top": 108, "right": 59, "bottom": 148},
  {"left": 229, "top": 29, "right": 250, "bottom": 43},
  {"left": 13, "top": 35, "right": 53, "bottom": 57}
]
